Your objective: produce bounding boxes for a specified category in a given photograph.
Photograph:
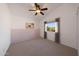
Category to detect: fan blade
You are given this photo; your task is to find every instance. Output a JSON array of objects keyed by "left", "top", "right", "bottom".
[
  {"left": 35, "top": 3, "right": 38, "bottom": 7},
  {"left": 40, "top": 12, "right": 44, "bottom": 15},
  {"left": 41, "top": 8, "right": 48, "bottom": 11},
  {"left": 34, "top": 3, "right": 40, "bottom": 10},
  {"left": 35, "top": 12, "right": 37, "bottom": 15},
  {"left": 29, "top": 10, "right": 36, "bottom": 11}
]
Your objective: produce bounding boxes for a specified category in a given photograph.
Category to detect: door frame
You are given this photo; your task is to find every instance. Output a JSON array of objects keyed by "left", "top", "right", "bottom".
[{"left": 44, "top": 18, "right": 60, "bottom": 43}]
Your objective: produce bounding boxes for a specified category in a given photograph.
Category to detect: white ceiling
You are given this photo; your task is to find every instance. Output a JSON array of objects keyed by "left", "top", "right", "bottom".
[{"left": 7, "top": 3, "right": 62, "bottom": 20}]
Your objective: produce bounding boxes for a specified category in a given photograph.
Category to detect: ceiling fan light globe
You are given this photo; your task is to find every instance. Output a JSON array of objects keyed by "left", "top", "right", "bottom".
[{"left": 36, "top": 10, "right": 40, "bottom": 13}]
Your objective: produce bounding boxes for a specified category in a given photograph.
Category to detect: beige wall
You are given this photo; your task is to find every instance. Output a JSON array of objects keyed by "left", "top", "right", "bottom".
[
  {"left": 11, "top": 15, "right": 39, "bottom": 30},
  {"left": 77, "top": 4, "right": 79, "bottom": 55},
  {"left": 8, "top": 4, "right": 40, "bottom": 30},
  {"left": 39, "top": 4, "right": 78, "bottom": 49},
  {"left": 7, "top": 4, "right": 40, "bottom": 43},
  {"left": 0, "top": 4, "right": 11, "bottom": 55}
]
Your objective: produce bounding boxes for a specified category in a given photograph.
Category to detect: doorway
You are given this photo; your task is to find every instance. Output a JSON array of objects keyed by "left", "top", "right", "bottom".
[{"left": 44, "top": 18, "right": 60, "bottom": 43}]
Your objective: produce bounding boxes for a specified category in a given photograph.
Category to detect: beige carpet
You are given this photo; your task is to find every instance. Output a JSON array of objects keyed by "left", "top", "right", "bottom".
[{"left": 5, "top": 38, "right": 77, "bottom": 56}]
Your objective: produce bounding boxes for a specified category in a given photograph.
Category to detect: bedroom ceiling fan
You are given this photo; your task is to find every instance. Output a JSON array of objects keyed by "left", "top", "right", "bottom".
[{"left": 29, "top": 3, "right": 48, "bottom": 15}]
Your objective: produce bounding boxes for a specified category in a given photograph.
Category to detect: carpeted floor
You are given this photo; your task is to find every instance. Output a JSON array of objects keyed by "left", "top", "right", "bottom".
[{"left": 5, "top": 38, "right": 77, "bottom": 56}]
